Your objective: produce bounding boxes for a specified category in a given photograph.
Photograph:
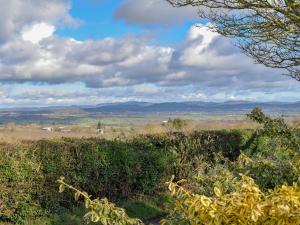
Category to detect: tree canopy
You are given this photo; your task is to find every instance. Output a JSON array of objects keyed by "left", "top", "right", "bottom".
[{"left": 166, "top": 0, "right": 300, "bottom": 81}]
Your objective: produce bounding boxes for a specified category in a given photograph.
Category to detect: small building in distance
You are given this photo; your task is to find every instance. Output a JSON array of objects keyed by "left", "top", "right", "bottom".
[{"left": 42, "top": 127, "right": 53, "bottom": 132}]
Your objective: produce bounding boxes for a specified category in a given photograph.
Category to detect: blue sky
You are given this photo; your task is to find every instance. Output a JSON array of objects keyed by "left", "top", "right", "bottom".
[
  {"left": 57, "top": 0, "right": 136, "bottom": 40},
  {"left": 0, "top": 0, "right": 299, "bottom": 107},
  {"left": 56, "top": 0, "right": 198, "bottom": 44}
]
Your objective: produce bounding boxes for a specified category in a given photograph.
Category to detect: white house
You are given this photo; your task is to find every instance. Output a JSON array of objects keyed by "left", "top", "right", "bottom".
[{"left": 42, "top": 127, "right": 53, "bottom": 132}]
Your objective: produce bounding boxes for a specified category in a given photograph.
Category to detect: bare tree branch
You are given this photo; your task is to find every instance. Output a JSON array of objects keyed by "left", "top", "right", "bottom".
[{"left": 166, "top": 0, "right": 300, "bottom": 81}]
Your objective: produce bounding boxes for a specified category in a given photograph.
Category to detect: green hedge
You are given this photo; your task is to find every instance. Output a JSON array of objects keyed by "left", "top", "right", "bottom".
[{"left": 0, "top": 130, "right": 248, "bottom": 224}]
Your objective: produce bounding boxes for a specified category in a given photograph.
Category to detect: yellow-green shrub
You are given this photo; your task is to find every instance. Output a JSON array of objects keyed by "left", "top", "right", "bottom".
[
  {"left": 162, "top": 175, "right": 300, "bottom": 225},
  {"left": 191, "top": 155, "right": 242, "bottom": 197},
  {"left": 57, "top": 177, "right": 143, "bottom": 225}
]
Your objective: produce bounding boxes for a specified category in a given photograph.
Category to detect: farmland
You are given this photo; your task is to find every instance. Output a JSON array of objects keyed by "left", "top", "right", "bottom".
[
  {"left": 0, "top": 101, "right": 299, "bottom": 141},
  {"left": 0, "top": 105, "right": 300, "bottom": 224}
]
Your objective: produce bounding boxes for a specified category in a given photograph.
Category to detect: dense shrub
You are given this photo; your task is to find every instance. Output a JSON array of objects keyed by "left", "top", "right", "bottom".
[
  {"left": 142, "top": 130, "right": 244, "bottom": 161},
  {"left": 171, "top": 109, "right": 300, "bottom": 202},
  {"left": 235, "top": 153, "right": 300, "bottom": 191},
  {"left": 162, "top": 175, "right": 300, "bottom": 225},
  {"left": 0, "top": 138, "right": 169, "bottom": 223},
  {"left": 57, "top": 177, "right": 143, "bottom": 225},
  {"left": 0, "top": 130, "right": 247, "bottom": 224},
  {"left": 245, "top": 107, "right": 300, "bottom": 155},
  {"left": 189, "top": 155, "right": 242, "bottom": 197},
  {"left": 33, "top": 137, "right": 170, "bottom": 212},
  {"left": 140, "top": 130, "right": 245, "bottom": 180},
  {"left": 187, "top": 152, "right": 300, "bottom": 200},
  {"left": 0, "top": 142, "right": 45, "bottom": 224},
  {"left": 2, "top": 108, "right": 298, "bottom": 224},
  {"left": 57, "top": 175, "right": 300, "bottom": 225}
]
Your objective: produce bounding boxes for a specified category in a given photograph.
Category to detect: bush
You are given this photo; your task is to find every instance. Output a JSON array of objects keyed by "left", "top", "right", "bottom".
[
  {"left": 162, "top": 175, "right": 300, "bottom": 225},
  {"left": 140, "top": 130, "right": 245, "bottom": 180},
  {"left": 0, "top": 142, "right": 45, "bottom": 224},
  {"left": 34, "top": 137, "right": 169, "bottom": 210},
  {"left": 57, "top": 177, "right": 143, "bottom": 225},
  {"left": 0, "top": 129, "right": 249, "bottom": 224},
  {"left": 6, "top": 110, "right": 299, "bottom": 224},
  {"left": 190, "top": 154, "right": 242, "bottom": 197},
  {"left": 0, "top": 138, "right": 169, "bottom": 223},
  {"left": 178, "top": 108, "right": 300, "bottom": 199}
]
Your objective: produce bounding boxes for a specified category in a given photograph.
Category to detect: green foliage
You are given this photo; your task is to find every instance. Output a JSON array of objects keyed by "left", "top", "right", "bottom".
[
  {"left": 235, "top": 153, "right": 300, "bottom": 191},
  {"left": 164, "top": 130, "right": 243, "bottom": 181},
  {"left": 0, "top": 138, "right": 167, "bottom": 223},
  {"left": 2, "top": 108, "right": 300, "bottom": 224},
  {"left": 57, "top": 177, "right": 143, "bottom": 225},
  {"left": 162, "top": 108, "right": 300, "bottom": 224},
  {"left": 246, "top": 107, "right": 300, "bottom": 154},
  {"left": 0, "top": 129, "right": 247, "bottom": 224},
  {"left": 167, "top": 118, "right": 187, "bottom": 130},
  {"left": 163, "top": 175, "right": 300, "bottom": 225},
  {"left": 191, "top": 155, "right": 242, "bottom": 197},
  {"left": 123, "top": 198, "right": 165, "bottom": 221},
  {"left": 34, "top": 137, "right": 170, "bottom": 212},
  {"left": 189, "top": 152, "right": 300, "bottom": 201},
  {"left": 96, "top": 121, "right": 103, "bottom": 130},
  {"left": 47, "top": 207, "right": 86, "bottom": 225},
  {"left": 0, "top": 142, "right": 46, "bottom": 224}
]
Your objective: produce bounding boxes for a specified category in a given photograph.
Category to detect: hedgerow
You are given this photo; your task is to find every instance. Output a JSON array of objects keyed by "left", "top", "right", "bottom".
[
  {"left": 0, "top": 130, "right": 245, "bottom": 224},
  {"left": 1, "top": 108, "right": 299, "bottom": 224}
]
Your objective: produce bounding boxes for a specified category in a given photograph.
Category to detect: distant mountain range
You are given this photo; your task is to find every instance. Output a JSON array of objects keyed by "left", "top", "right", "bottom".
[
  {"left": 1, "top": 101, "right": 300, "bottom": 114},
  {"left": 81, "top": 101, "right": 300, "bottom": 114},
  {"left": 0, "top": 101, "right": 299, "bottom": 124}
]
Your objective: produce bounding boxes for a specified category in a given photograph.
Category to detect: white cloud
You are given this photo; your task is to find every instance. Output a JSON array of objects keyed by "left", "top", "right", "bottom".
[
  {"left": 22, "top": 23, "right": 55, "bottom": 44},
  {"left": 0, "top": 0, "right": 77, "bottom": 43},
  {"left": 0, "top": 23, "right": 297, "bottom": 94},
  {"left": 132, "top": 84, "right": 160, "bottom": 95},
  {"left": 114, "top": 0, "right": 199, "bottom": 25},
  {"left": 0, "top": 0, "right": 298, "bottom": 105}
]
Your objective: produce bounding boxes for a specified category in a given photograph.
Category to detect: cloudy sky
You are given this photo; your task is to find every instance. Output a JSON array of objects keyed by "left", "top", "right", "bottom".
[{"left": 0, "top": 0, "right": 299, "bottom": 107}]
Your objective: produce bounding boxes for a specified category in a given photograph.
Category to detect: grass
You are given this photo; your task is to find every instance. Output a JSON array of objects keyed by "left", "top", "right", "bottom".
[
  {"left": 123, "top": 198, "right": 166, "bottom": 221},
  {"left": 47, "top": 207, "right": 86, "bottom": 225}
]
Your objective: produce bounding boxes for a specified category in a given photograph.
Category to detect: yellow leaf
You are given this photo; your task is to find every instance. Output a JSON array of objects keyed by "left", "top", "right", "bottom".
[
  {"left": 59, "top": 184, "right": 65, "bottom": 193},
  {"left": 214, "top": 187, "right": 222, "bottom": 197}
]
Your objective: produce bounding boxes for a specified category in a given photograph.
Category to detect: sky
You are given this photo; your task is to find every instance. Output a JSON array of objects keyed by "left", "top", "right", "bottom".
[{"left": 0, "top": 0, "right": 299, "bottom": 107}]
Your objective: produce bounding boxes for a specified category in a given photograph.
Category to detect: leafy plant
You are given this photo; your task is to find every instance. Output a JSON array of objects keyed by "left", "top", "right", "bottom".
[
  {"left": 3, "top": 109, "right": 299, "bottom": 224},
  {"left": 162, "top": 175, "right": 300, "bottom": 225},
  {"left": 246, "top": 107, "right": 300, "bottom": 154},
  {"left": 167, "top": 118, "right": 187, "bottom": 131},
  {"left": 57, "top": 177, "right": 143, "bottom": 225}
]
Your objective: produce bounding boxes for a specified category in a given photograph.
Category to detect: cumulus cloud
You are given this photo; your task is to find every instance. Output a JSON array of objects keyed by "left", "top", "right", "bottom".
[
  {"left": 132, "top": 84, "right": 160, "bottom": 95},
  {"left": 114, "top": 0, "right": 199, "bottom": 25},
  {"left": 0, "top": 23, "right": 297, "bottom": 93},
  {"left": 0, "top": 0, "right": 77, "bottom": 43},
  {"left": 0, "top": 0, "right": 298, "bottom": 105},
  {"left": 22, "top": 23, "right": 55, "bottom": 44}
]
